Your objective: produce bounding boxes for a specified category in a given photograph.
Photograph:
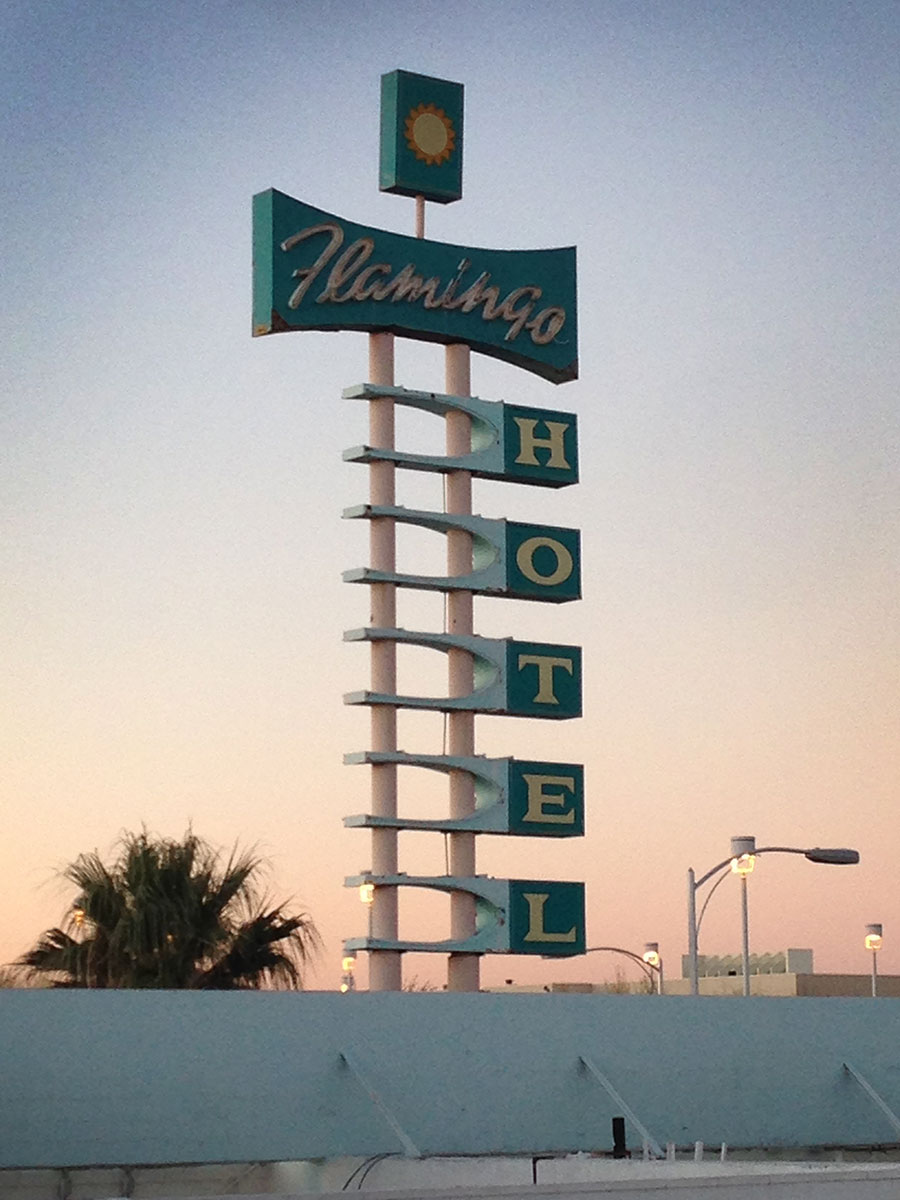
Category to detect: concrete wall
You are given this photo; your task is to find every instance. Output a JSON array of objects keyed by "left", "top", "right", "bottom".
[
  {"left": 664, "top": 974, "right": 900, "bottom": 997},
  {"left": 1, "top": 991, "right": 899, "bottom": 1171},
  {"left": 7, "top": 1157, "right": 900, "bottom": 1200},
  {"left": 797, "top": 975, "right": 900, "bottom": 998},
  {"left": 665, "top": 975, "right": 800, "bottom": 996}
]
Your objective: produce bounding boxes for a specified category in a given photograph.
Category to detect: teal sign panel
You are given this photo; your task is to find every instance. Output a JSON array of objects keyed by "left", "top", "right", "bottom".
[
  {"left": 380, "top": 70, "right": 463, "bottom": 204},
  {"left": 344, "top": 751, "right": 584, "bottom": 838},
  {"left": 508, "top": 760, "right": 584, "bottom": 837},
  {"left": 344, "top": 628, "right": 582, "bottom": 719},
  {"left": 253, "top": 191, "right": 577, "bottom": 383},
  {"left": 344, "top": 385, "right": 579, "bottom": 486},
  {"left": 343, "top": 504, "right": 580, "bottom": 602},
  {"left": 506, "top": 522, "right": 581, "bottom": 602},
  {"left": 506, "top": 639, "right": 582, "bottom": 718},
  {"left": 509, "top": 880, "right": 586, "bottom": 956},
  {"left": 343, "top": 874, "right": 585, "bottom": 957},
  {"left": 503, "top": 403, "right": 579, "bottom": 486}
]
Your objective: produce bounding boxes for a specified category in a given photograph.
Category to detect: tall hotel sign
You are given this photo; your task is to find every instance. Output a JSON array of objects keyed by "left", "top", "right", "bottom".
[{"left": 253, "top": 70, "right": 585, "bottom": 990}]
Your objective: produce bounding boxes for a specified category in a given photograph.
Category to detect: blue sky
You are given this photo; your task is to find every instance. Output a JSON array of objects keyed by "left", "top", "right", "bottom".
[{"left": 2, "top": 0, "right": 898, "bottom": 988}]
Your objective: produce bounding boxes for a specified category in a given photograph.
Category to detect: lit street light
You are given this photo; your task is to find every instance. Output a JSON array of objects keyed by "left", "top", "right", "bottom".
[
  {"left": 865, "top": 923, "right": 883, "bottom": 998},
  {"left": 358, "top": 875, "right": 375, "bottom": 940},
  {"left": 687, "top": 836, "right": 859, "bottom": 997},
  {"left": 544, "top": 945, "right": 664, "bottom": 994},
  {"left": 642, "top": 943, "right": 664, "bottom": 995},
  {"left": 340, "top": 955, "right": 357, "bottom": 993}
]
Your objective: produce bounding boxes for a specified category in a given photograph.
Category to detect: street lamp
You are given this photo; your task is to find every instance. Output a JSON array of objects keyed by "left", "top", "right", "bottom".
[
  {"left": 545, "top": 945, "right": 664, "bottom": 994},
  {"left": 865, "top": 923, "right": 883, "bottom": 998},
  {"left": 340, "top": 955, "right": 357, "bottom": 993},
  {"left": 358, "top": 876, "right": 375, "bottom": 940},
  {"left": 642, "top": 943, "right": 664, "bottom": 995},
  {"left": 730, "top": 837, "right": 756, "bottom": 998},
  {"left": 687, "top": 836, "right": 859, "bottom": 997}
]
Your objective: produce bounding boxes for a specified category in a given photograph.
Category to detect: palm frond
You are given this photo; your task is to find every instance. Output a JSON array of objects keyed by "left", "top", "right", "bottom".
[{"left": 15, "top": 828, "right": 320, "bottom": 990}]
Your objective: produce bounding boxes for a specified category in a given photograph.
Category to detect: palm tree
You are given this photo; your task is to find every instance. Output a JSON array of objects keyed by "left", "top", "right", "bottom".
[{"left": 13, "top": 829, "right": 321, "bottom": 989}]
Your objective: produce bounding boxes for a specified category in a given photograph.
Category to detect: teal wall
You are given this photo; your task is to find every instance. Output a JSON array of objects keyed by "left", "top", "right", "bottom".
[{"left": 1, "top": 991, "right": 898, "bottom": 1169}]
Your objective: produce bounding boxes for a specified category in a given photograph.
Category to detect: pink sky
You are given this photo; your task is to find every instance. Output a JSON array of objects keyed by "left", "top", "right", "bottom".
[{"left": 3, "top": 1, "right": 897, "bottom": 990}]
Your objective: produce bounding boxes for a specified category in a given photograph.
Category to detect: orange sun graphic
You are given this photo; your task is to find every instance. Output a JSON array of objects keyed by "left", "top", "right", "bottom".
[{"left": 404, "top": 103, "right": 456, "bottom": 166}]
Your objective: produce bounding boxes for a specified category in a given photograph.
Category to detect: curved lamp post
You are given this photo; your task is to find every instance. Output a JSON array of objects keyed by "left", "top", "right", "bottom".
[
  {"left": 687, "top": 835, "right": 859, "bottom": 997},
  {"left": 549, "top": 944, "right": 664, "bottom": 994},
  {"left": 865, "top": 923, "right": 883, "bottom": 997}
]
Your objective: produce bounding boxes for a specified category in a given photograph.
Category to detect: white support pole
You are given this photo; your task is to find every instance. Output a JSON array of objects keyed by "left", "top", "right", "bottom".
[
  {"left": 445, "top": 342, "right": 478, "bottom": 994},
  {"left": 843, "top": 1062, "right": 900, "bottom": 1136},
  {"left": 367, "top": 331, "right": 402, "bottom": 993},
  {"left": 687, "top": 869, "right": 699, "bottom": 996},
  {"left": 339, "top": 1052, "right": 422, "bottom": 1157},
  {"left": 740, "top": 873, "right": 751, "bottom": 997},
  {"left": 579, "top": 1056, "right": 665, "bottom": 1159}
]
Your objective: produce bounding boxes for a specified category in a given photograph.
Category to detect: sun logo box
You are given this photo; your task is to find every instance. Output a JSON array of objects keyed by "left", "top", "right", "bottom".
[{"left": 380, "top": 69, "right": 464, "bottom": 204}]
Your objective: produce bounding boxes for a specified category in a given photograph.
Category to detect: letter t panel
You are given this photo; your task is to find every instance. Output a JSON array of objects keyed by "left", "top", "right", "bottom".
[{"left": 506, "top": 640, "right": 582, "bottom": 718}]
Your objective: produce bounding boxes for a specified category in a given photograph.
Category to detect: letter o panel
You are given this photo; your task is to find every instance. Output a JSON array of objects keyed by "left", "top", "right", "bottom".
[{"left": 507, "top": 523, "right": 581, "bottom": 602}]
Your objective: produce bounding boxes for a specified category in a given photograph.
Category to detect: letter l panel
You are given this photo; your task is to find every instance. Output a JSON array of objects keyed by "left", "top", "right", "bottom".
[{"left": 508, "top": 881, "right": 586, "bottom": 956}]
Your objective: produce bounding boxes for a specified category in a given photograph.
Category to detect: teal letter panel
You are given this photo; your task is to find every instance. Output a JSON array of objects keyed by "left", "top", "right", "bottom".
[
  {"left": 505, "top": 522, "right": 581, "bottom": 602},
  {"left": 506, "top": 640, "right": 582, "bottom": 718},
  {"left": 508, "top": 880, "right": 586, "bottom": 956},
  {"left": 343, "top": 751, "right": 584, "bottom": 838},
  {"left": 345, "top": 629, "right": 582, "bottom": 719},
  {"left": 504, "top": 404, "right": 579, "bottom": 486},
  {"left": 343, "top": 385, "right": 578, "bottom": 487},
  {"left": 508, "top": 761, "right": 585, "bottom": 837},
  {"left": 343, "top": 506, "right": 580, "bottom": 602}
]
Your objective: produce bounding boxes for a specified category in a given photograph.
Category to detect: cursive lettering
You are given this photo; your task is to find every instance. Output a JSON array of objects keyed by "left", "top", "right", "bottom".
[{"left": 279, "top": 222, "right": 567, "bottom": 346}]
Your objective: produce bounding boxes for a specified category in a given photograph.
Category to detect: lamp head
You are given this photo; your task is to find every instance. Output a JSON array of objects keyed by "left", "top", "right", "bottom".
[
  {"left": 730, "top": 853, "right": 755, "bottom": 876},
  {"left": 359, "top": 881, "right": 375, "bottom": 905},
  {"left": 805, "top": 847, "right": 859, "bottom": 865},
  {"left": 642, "top": 942, "right": 661, "bottom": 969},
  {"left": 865, "top": 923, "right": 883, "bottom": 952}
]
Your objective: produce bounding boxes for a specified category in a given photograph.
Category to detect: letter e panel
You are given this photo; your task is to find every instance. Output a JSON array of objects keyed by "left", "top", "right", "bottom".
[{"left": 507, "top": 761, "right": 585, "bottom": 837}]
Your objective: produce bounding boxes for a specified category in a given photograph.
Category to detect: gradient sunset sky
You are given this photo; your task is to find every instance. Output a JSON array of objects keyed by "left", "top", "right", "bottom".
[{"left": 3, "top": 0, "right": 898, "bottom": 989}]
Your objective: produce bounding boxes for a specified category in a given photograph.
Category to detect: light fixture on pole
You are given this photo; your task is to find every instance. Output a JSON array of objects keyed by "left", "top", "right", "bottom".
[
  {"left": 687, "top": 837, "right": 859, "bottom": 996},
  {"left": 340, "top": 955, "right": 357, "bottom": 993},
  {"left": 865, "top": 923, "right": 883, "bottom": 998},
  {"left": 545, "top": 944, "right": 664, "bottom": 994},
  {"left": 358, "top": 876, "right": 375, "bottom": 940},
  {"left": 730, "top": 836, "right": 756, "bottom": 998},
  {"left": 642, "top": 942, "right": 664, "bottom": 995}
]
